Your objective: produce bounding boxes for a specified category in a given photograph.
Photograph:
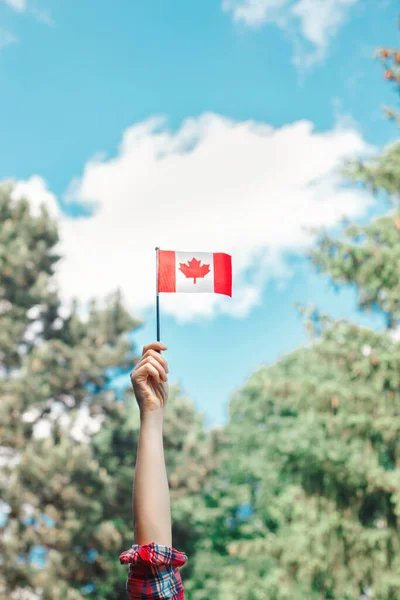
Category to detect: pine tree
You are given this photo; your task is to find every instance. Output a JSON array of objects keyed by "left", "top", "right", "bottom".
[
  {"left": 0, "top": 184, "right": 141, "bottom": 599},
  {"left": 185, "top": 32, "right": 400, "bottom": 600},
  {"left": 205, "top": 318, "right": 400, "bottom": 599},
  {"left": 375, "top": 46, "right": 400, "bottom": 124}
]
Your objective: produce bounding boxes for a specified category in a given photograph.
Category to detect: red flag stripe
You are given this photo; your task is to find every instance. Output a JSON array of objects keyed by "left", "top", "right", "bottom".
[
  {"left": 213, "top": 253, "right": 232, "bottom": 297},
  {"left": 158, "top": 250, "right": 232, "bottom": 296},
  {"left": 158, "top": 250, "right": 176, "bottom": 292}
]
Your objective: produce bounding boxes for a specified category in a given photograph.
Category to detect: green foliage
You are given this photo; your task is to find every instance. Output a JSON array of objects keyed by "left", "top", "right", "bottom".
[
  {"left": 344, "top": 142, "right": 400, "bottom": 198},
  {"left": 3, "top": 34, "right": 400, "bottom": 600},
  {"left": 309, "top": 41, "right": 400, "bottom": 330},
  {"left": 184, "top": 38, "right": 400, "bottom": 600},
  {"left": 310, "top": 215, "right": 400, "bottom": 327},
  {"left": 0, "top": 183, "right": 141, "bottom": 599},
  {"left": 186, "top": 321, "right": 400, "bottom": 600},
  {"left": 0, "top": 182, "right": 221, "bottom": 599}
]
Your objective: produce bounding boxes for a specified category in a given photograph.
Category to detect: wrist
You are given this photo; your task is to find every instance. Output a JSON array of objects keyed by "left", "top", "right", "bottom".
[{"left": 140, "top": 408, "right": 165, "bottom": 427}]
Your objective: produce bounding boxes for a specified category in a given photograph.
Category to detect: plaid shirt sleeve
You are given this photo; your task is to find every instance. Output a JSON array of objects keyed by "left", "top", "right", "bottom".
[{"left": 119, "top": 542, "right": 188, "bottom": 599}]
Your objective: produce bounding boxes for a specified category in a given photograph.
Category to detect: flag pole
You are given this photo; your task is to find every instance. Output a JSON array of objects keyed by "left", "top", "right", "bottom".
[{"left": 155, "top": 247, "right": 161, "bottom": 343}]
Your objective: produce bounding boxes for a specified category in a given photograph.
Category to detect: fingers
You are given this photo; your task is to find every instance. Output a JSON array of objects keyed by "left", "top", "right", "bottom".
[
  {"left": 142, "top": 349, "right": 169, "bottom": 374},
  {"left": 130, "top": 342, "right": 169, "bottom": 388},
  {"left": 133, "top": 362, "right": 163, "bottom": 385},
  {"left": 132, "top": 343, "right": 169, "bottom": 384},
  {"left": 142, "top": 341, "right": 167, "bottom": 355},
  {"left": 142, "top": 356, "right": 168, "bottom": 382}
]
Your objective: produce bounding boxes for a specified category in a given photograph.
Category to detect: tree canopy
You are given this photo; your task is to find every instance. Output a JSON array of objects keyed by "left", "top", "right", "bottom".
[
  {"left": 1, "top": 30, "right": 400, "bottom": 600},
  {"left": 183, "top": 36, "right": 400, "bottom": 600}
]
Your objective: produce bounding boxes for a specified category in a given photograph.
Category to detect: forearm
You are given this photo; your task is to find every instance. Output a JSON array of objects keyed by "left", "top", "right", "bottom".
[{"left": 133, "top": 410, "right": 172, "bottom": 547}]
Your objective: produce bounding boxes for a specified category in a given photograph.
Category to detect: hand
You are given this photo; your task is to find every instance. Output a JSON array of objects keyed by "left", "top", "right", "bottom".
[{"left": 130, "top": 342, "right": 169, "bottom": 414}]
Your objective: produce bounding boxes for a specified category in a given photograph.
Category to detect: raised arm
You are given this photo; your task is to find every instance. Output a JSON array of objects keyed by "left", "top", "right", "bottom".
[
  {"left": 119, "top": 341, "right": 187, "bottom": 600},
  {"left": 131, "top": 341, "right": 171, "bottom": 546}
]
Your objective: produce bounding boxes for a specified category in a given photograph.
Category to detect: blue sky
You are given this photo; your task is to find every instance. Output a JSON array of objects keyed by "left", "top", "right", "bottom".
[{"left": 1, "top": 0, "right": 398, "bottom": 426}]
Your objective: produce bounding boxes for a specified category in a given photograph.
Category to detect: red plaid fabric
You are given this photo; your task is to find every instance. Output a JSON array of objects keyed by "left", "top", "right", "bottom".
[{"left": 119, "top": 542, "right": 188, "bottom": 599}]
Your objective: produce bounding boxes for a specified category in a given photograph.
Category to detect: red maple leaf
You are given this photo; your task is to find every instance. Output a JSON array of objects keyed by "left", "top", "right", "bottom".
[{"left": 179, "top": 258, "right": 210, "bottom": 284}]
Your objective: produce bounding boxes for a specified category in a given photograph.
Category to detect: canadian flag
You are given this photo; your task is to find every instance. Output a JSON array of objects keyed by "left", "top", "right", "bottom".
[{"left": 158, "top": 250, "right": 232, "bottom": 297}]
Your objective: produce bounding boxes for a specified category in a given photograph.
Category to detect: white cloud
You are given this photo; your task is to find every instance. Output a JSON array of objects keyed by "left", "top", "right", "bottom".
[
  {"left": 32, "top": 7, "right": 54, "bottom": 26},
  {"left": 223, "top": 0, "right": 359, "bottom": 67},
  {"left": 11, "top": 113, "right": 372, "bottom": 322},
  {"left": 0, "top": 27, "right": 16, "bottom": 49},
  {"left": 1, "top": 0, "right": 54, "bottom": 26},
  {"left": 223, "top": 0, "right": 286, "bottom": 27},
  {"left": 293, "top": 0, "right": 356, "bottom": 47},
  {"left": 1, "top": 0, "right": 26, "bottom": 11},
  {"left": 12, "top": 176, "right": 59, "bottom": 219}
]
